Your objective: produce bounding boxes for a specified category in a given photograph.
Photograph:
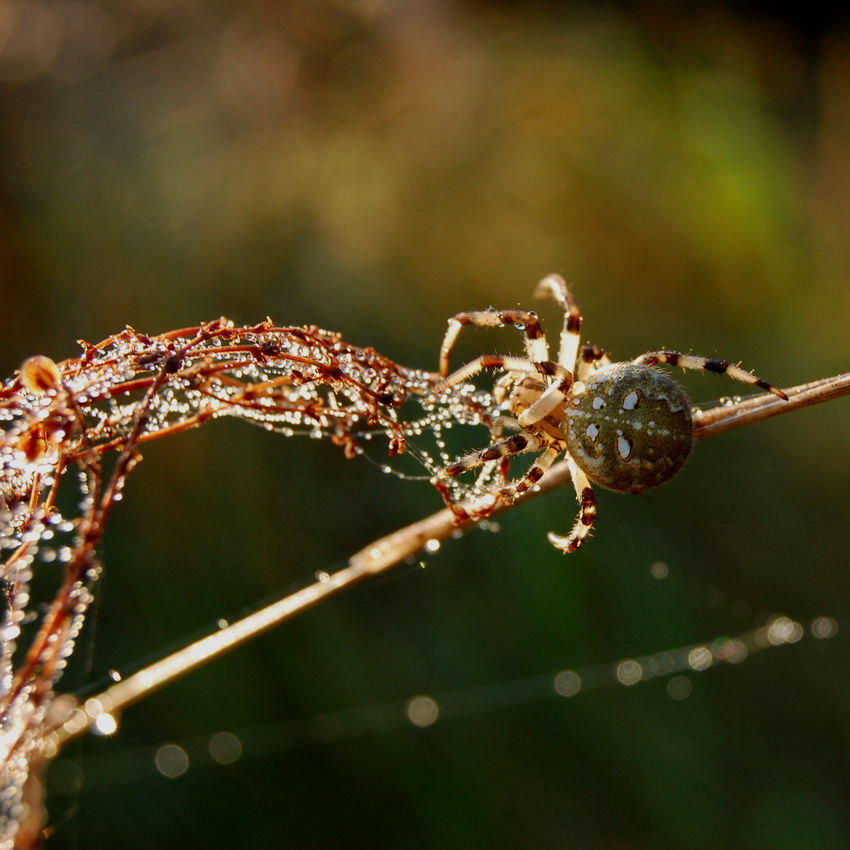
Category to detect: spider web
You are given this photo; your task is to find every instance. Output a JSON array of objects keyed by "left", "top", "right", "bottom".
[{"left": 0, "top": 318, "right": 510, "bottom": 845}]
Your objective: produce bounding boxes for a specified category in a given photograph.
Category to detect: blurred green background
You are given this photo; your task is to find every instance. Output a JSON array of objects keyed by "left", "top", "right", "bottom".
[{"left": 2, "top": 1, "right": 850, "bottom": 848}]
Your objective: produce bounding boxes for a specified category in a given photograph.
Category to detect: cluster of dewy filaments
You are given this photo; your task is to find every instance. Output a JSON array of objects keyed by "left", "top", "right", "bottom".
[{"left": 0, "top": 318, "right": 499, "bottom": 844}]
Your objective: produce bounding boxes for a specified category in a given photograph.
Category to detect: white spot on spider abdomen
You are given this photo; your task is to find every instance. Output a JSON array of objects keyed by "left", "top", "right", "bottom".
[
  {"left": 623, "top": 390, "right": 639, "bottom": 410},
  {"left": 616, "top": 433, "right": 632, "bottom": 459}
]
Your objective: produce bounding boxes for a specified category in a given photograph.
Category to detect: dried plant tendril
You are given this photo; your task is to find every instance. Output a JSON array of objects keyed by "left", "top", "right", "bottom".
[{"left": 0, "top": 318, "right": 499, "bottom": 845}]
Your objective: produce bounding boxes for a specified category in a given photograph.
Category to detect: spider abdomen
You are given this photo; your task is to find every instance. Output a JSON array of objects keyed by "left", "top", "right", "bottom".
[{"left": 564, "top": 363, "right": 693, "bottom": 494}]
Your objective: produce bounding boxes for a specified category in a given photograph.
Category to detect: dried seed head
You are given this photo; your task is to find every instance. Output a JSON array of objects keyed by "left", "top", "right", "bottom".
[
  {"left": 16, "top": 423, "right": 48, "bottom": 463},
  {"left": 20, "top": 355, "right": 62, "bottom": 395}
]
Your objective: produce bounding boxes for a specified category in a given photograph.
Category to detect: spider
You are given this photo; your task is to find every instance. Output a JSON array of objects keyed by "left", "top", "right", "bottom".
[{"left": 434, "top": 274, "right": 788, "bottom": 554}]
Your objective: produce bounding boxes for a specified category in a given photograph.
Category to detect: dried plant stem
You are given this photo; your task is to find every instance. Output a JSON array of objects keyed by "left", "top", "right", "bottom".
[
  {"left": 50, "top": 505, "right": 463, "bottom": 749},
  {"left": 691, "top": 372, "right": 850, "bottom": 438},
  {"left": 49, "top": 370, "right": 850, "bottom": 749}
]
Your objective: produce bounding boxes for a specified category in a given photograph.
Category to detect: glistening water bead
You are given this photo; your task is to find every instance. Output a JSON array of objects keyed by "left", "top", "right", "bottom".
[{"left": 564, "top": 363, "right": 693, "bottom": 494}]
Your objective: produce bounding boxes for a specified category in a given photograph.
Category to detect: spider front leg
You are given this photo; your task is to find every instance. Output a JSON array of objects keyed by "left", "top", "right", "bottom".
[
  {"left": 439, "top": 309, "right": 551, "bottom": 378},
  {"left": 633, "top": 352, "right": 789, "bottom": 400},
  {"left": 438, "top": 354, "right": 543, "bottom": 393},
  {"left": 534, "top": 274, "right": 584, "bottom": 371},
  {"left": 546, "top": 457, "right": 597, "bottom": 553}
]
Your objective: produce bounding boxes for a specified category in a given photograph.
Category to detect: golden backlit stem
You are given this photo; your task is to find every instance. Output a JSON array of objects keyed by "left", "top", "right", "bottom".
[
  {"left": 692, "top": 372, "right": 850, "bottom": 439},
  {"left": 50, "top": 371, "right": 849, "bottom": 748}
]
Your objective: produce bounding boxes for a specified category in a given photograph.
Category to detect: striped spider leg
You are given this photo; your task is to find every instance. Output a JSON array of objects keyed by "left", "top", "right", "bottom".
[
  {"left": 435, "top": 274, "right": 597, "bottom": 549},
  {"left": 434, "top": 275, "right": 789, "bottom": 554},
  {"left": 632, "top": 352, "right": 789, "bottom": 400}
]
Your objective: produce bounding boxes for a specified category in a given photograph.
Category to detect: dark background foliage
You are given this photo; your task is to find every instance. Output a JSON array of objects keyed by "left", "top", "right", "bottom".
[{"left": 2, "top": 2, "right": 849, "bottom": 847}]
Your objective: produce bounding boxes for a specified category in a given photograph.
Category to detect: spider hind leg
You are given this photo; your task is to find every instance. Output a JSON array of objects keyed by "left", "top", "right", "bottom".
[
  {"left": 443, "top": 432, "right": 539, "bottom": 478},
  {"left": 435, "top": 431, "right": 551, "bottom": 520},
  {"left": 633, "top": 351, "right": 789, "bottom": 400}
]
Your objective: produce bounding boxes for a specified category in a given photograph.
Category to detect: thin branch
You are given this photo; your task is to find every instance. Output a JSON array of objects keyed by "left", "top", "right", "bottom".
[
  {"left": 692, "top": 372, "right": 850, "bottom": 439},
  {"left": 50, "top": 371, "right": 850, "bottom": 747}
]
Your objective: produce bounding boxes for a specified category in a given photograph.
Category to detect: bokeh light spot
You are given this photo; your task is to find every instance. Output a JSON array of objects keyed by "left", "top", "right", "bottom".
[
  {"left": 764, "top": 616, "right": 804, "bottom": 646},
  {"left": 649, "top": 561, "right": 669, "bottom": 579},
  {"left": 553, "top": 670, "right": 582, "bottom": 697},
  {"left": 91, "top": 712, "right": 118, "bottom": 736},
  {"left": 667, "top": 676, "right": 693, "bottom": 701},
  {"left": 687, "top": 646, "right": 712, "bottom": 671},
  {"left": 48, "top": 760, "right": 84, "bottom": 796},
  {"left": 811, "top": 616, "right": 838, "bottom": 639},
  {"left": 209, "top": 731, "right": 243, "bottom": 765},
  {"left": 154, "top": 744, "right": 190, "bottom": 779},
  {"left": 616, "top": 660, "right": 642, "bottom": 686},
  {"left": 406, "top": 695, "right": 440, "bottom": 728}
]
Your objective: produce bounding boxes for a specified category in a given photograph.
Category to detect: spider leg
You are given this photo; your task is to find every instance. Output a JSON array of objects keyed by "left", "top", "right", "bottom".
[
  {"left": 576, "top": 344, "right": 612, "bottom": 380},
  {"left": 534, "top": 274, "right": 583, "bottom": 371},
  {"left": 546, "top": 456, "right": 597, "bottom": 553},
  {"left": 439, "top": 309, "right": 551, "bottom": 377},
  {"left": 500, "top": 444, "right": 561, "bottom": 501},
  {"left": 435, "top": 431, "right": 546, "bottom": 520},
  {"left": 438, "top": 354, "right": 541, "bottom": 392},
  {"left": 632, "top": 351, "right": 789, "bottom": 400},
  {"left": 489, "top": 414, "right": 522, "bottom": 485},
  {"left": 442, "top": 432, "right": 544, "bottom": 478}
]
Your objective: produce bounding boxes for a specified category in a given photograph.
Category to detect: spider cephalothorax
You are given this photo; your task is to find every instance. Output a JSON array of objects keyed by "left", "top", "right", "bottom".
[{"left": 435, "top": 274, "right": 788, "bottom": 553}]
